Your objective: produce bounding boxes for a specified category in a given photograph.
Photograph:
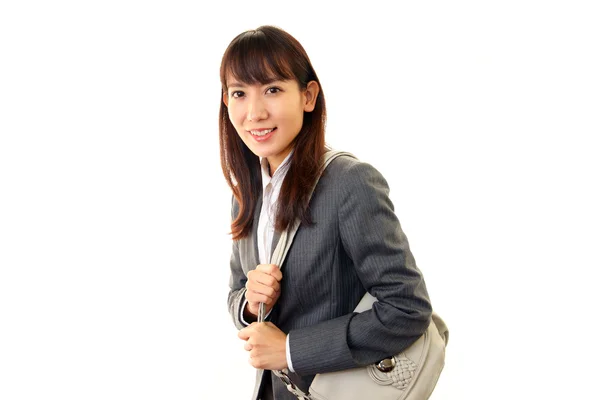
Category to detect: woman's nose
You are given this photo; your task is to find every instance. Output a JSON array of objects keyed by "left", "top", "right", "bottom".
[{"left": 246, "top": 97, "right": 267, "bottom": 122}]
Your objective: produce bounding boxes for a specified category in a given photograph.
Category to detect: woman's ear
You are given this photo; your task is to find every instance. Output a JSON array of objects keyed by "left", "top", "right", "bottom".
[
  {"left": 222, "top": 91, "right": 229, "bottom": 107},
  {"left": 303, "top": 81, "right": 320, "bottom": 112}
]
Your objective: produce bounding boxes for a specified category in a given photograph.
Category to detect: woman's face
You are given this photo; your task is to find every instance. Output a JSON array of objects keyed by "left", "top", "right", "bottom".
[{"left": 223, "top": 75, "right": 319, "bottom": 173}]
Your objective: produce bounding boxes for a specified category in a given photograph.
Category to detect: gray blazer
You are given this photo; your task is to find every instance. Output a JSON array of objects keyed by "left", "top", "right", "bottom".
[{"left": 227, "top": 155, "right": 432, "bottom": 400}]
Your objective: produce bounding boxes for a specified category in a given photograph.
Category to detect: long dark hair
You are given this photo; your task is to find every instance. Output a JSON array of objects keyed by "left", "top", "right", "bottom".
[{"left": 219, "top": 25, "right": 327, "bottom": 240}]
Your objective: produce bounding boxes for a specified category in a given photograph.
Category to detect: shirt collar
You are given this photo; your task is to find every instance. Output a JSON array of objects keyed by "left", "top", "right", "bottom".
[{"left": 259, "top": 150, "right": 294, "bottom": 191}]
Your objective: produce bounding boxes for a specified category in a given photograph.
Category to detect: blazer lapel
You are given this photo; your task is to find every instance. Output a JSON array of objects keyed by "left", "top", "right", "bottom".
[{"left": 270, "top": 230, "right": 282, "bottom": 264}]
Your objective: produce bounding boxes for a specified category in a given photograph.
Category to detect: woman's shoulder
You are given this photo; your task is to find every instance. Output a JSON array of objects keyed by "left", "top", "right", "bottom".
[
  {"left": 319, "top": 152, "right": 390, "bottom": 198},
  {"left": 325, "top": 152, "right": 386, "bottom": 182},
  {"left": 323, "top": 151, "right": 363, "bottom": 177}
]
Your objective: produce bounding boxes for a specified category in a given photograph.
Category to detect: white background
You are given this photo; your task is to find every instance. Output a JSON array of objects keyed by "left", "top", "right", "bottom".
[{"left": 1, "top": 1, "right": 599, "bottom": 399}]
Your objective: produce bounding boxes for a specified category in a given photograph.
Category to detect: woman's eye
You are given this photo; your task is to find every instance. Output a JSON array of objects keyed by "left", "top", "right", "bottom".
[
  {"left": 266, "top": 87, "right": 281, "bottom": 94},
  {"left": 231, "top": 91, "right": 244, "bottom": 98}
]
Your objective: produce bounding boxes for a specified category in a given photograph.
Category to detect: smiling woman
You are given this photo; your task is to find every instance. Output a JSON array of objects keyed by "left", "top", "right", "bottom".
[
  {"left": 219, "top": 26, "right": 328, "bottom": 239},
  {"left": 218, "top": 25, "right": 436, "bottom": 400}
]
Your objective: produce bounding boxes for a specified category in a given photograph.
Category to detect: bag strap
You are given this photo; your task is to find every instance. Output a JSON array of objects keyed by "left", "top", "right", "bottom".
[
  {"left": 256, "top": 150, "right": 357, "bottom": 400},
  {"left": 270, "top": 151, "right": 357, "bottom": 269},
  {"left": 257, "top": 150, "right": 357, "bottom": 322}
]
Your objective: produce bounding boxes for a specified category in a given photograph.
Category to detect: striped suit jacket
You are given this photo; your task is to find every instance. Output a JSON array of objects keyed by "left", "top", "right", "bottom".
[{"left": 227, "top": 155, "right": 432, "bottom": 400}]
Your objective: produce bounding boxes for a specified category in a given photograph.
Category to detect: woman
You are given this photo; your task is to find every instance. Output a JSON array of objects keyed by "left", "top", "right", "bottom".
[{"left": 219, "top": 25, "right": 432, "bottom": 400}]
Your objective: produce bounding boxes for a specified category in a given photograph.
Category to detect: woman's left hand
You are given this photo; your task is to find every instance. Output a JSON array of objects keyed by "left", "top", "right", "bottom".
[{"left": 238, "top": 322, "right": 288, "bottom": 370}]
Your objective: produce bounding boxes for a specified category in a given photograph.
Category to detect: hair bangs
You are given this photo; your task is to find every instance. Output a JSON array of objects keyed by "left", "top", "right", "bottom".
[{"left": 221, "top": 30, "right": 297, "bottom": 89}]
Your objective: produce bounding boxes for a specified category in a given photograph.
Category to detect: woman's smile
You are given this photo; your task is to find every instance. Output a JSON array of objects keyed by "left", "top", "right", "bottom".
[{"left": 248, "top": 127, "right": 277, "bottom": 141}]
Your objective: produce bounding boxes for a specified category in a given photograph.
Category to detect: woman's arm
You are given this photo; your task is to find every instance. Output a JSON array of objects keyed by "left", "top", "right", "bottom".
[
  {"left": 227, "top": 197, "right": 249, "bottom": 330},
  {"left": 288, "top": 161, "right": 433, "bottom": 375},
  {"left": 228, "top": 231, "right": 250, "bottom": 331}
]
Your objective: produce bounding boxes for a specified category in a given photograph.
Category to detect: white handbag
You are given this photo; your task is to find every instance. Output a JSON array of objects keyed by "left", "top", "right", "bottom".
[
  {"left": 259, "top": 150, "right": 449, "bottom": 400},
  {"left": 308, "top": 295, "right": 448, "bottom": 400}
]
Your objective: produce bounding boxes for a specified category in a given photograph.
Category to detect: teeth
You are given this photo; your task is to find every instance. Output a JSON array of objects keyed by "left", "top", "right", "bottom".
[{"left": 250, "top": 128, "right": 274, "bottom": 136}]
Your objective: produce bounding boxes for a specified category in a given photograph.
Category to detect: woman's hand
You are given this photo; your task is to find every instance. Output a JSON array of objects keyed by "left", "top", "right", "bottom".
[
  {"left": 238, "top": 322, "right": 288, "bottom": 370},
  {"left": 244, "top": 264, "right": 282, "bottom": 319}
]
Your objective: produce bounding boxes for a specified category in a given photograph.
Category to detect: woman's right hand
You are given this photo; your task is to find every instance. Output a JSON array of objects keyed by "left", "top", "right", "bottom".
[{"left": 244, "top": 264, "right": 283, "bottom": 320}]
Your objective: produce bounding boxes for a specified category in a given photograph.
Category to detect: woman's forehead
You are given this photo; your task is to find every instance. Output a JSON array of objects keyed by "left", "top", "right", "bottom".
[
  {"left": 223, "top": 53, "right": 295, "bottom": 87},
  {"left": 225, "top": 71, "right": 292, "bottom": 88}
]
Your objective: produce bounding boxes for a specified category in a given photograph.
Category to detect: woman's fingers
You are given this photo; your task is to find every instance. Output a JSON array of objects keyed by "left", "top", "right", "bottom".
[
  {"left": 245, "top": 289, "right": 277, "bottom": 305},
  {"left": 246, "top": 279, "right": 279, "bottom": 297},
  {"left": 256, "top": 264, "right": 283, "bottom": 281},
  {"left": 248, "top": 268, "right": 280, "bottom": 287},
  {"left": 246, "top": 270, "right": 281, "bottom": 298},
  {"left": 244, "top": 265, "right": 283, "bottom": 315}
]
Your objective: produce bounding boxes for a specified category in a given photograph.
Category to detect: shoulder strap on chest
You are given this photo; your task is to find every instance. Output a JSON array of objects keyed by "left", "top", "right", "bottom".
[{"left": 257, "top": 150, "right": 358, "bottom": 322}]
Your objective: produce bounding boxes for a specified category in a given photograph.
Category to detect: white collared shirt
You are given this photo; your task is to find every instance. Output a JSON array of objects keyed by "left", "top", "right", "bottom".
[
  {"left": 257, "top": 152, "right": 292, "bottom": 266},
  {"left": 240, "top": 150, "right": 296, "bottom": 372}
]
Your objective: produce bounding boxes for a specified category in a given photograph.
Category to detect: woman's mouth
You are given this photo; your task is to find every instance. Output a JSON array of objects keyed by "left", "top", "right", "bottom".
[{"left": 249, "top": 127, "right": 277, "bottom": 142}]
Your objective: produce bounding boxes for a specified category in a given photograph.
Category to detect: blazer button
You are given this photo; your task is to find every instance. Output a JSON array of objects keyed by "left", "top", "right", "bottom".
[{"left": 375, "top": 357, "right": 396, "bottom": 372}]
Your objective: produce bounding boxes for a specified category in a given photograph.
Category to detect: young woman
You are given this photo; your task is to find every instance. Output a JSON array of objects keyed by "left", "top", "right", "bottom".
[{"left": 219, "top": 25, "right": 432, "bottom": 400}]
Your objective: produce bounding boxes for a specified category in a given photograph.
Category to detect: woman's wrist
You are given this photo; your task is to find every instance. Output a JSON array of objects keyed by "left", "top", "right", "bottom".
[{"left": 243, "top": 302, "right": 258, "bottom": 322}]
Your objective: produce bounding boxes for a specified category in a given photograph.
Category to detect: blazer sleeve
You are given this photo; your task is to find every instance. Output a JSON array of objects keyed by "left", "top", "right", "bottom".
[
  {"left": 227, "top": 197, "right": 248, "bottom": 331},
  {"left": 288, "top": 161, "right": 433, "bottom": 376}
]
